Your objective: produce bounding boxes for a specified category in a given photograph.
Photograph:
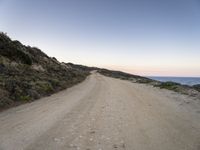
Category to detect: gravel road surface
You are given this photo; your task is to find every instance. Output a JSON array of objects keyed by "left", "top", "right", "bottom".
[{"left": 0, "top": 73, "right": 199, "bottom": 150}]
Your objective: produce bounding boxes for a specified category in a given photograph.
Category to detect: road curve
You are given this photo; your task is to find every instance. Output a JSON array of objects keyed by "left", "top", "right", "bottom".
[{"left": 0, "top": 73, "right": 200, "bottom": 150}]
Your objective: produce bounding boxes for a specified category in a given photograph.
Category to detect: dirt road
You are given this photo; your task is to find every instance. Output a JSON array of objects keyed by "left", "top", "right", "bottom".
[{"left": 0, "top": 73, "right": 200, "bottom": 150}]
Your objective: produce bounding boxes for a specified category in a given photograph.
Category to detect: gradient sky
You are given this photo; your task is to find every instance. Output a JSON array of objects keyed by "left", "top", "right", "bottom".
[{"left": 0, "top": 0, "right": 200, "bottom": 77}]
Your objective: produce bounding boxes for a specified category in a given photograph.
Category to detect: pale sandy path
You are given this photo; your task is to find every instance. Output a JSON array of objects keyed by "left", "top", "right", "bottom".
[{"left": 0, "top": 73, "right": 200, "bottom": 150}]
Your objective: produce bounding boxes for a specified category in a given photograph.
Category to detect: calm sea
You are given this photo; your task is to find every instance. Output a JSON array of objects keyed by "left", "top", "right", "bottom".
[{"left": 148, "top": 76, "right": 200, "bottom": 86}]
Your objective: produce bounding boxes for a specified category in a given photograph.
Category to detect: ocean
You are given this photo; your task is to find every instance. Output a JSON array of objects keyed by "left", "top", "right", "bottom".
[{"left": 148, "top": 76, "right": 200, "bottom": 86}]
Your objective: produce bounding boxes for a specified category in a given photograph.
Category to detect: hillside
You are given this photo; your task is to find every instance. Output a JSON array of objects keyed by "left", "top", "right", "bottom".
[
  {"left": 0, "top": 32, "right": 89, "bottom": 109},
  {"left": 0, "top": 32, "right": 199, "bottom": 110},
  {"left": 67, "top": 63, "right": 200, "bottom": 99},
  {"left": 97, "top": 68, "right": 200, "bottom": 98}
]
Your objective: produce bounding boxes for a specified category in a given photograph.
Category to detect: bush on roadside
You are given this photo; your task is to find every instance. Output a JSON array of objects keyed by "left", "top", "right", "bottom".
[
  {"left": 193, "top": 84, "right": 200, "bottom": 92},
  {"left": 155, "top": 81, "right": 180, "bottom": 91}
]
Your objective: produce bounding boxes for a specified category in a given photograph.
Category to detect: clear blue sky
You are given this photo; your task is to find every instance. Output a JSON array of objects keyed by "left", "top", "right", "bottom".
[{"left": 0, "top": 0, "right": 200, "bottom": 77}]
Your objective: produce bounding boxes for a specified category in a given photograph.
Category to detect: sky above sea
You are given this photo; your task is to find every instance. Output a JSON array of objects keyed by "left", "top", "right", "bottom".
[{"left": 0, "top": 0, "right": 200, "bottom": 77}]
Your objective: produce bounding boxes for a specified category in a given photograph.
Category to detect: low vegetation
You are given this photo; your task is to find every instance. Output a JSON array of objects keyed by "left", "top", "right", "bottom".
[
  {"left": 193, "top": 84, "right": 200, "bottom": 92},
  {"left": 97, "top": 68, "right": 154, "bottom": 83},
  {"left": 96, "top": 68, "right": 200, "bottom": 98},
  {"left": 0, "top": 32, "right": 199, "bottom": 110},
  {"left": 0, "top": 32, "right": 89, "bottom": 110},
  {"left": 155, "top": 81, "right": 181, "bottom": 91}
]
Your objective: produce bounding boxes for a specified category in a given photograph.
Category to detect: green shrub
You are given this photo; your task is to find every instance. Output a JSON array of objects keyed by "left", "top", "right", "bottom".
[
  {"left": 156, "top": 81, "right": 180, "bottom": 91},
  {"left": 0, "top": 38, "right": 32, "bottom": 65},
  {"left": 19, "top": 95, "right": 31, "bottom": 101},
  {"left": 49, "top": 79, "right": 60, "bottom": 87},
  {"left": 136, "top": 79, "right": 152, "bottom": 84},
  {"left": 0, "top": 32, "right": 11, "bottom": 42},
  {"left": 36, "top": 81, "right": 53, "bottom": 93},
  {"left": 193, "top": 84, "right": 200, "bottom": 92}
]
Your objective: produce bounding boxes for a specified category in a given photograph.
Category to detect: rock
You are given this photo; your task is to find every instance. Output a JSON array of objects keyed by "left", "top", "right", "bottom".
[{"left": 113, "top": 144, "right": 118, "bottom": 148}]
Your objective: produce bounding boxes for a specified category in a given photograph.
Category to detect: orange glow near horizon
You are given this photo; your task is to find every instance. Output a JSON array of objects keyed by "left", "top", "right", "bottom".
[
  {"left": 1, "top": 0, "right": 200, "bottom": 78},
  {"left": 101, "top": 64, "right": 200, "bottom": 77}
]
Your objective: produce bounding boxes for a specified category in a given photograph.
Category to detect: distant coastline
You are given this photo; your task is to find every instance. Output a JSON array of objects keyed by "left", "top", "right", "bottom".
[{"left": 148, "top": 76, "right": 200, "bottom": 86}]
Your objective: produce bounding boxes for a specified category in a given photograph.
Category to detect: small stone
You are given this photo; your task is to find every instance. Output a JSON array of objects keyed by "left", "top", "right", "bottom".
[
  {"left": 113, "top": 144, "right": 118, "bottom": 148},
  {"left": 90, "top": 131, "right": 95, "bottom": 134}
]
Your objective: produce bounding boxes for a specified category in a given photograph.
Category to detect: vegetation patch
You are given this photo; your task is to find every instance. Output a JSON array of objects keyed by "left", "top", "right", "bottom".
[
  {"left": 36, "top": 81, "right": 53, "bottom": 93},
  {"left": 19, "top": 95, "right": 31, "bottom": 101},
  {"left": 155, "top": 82, "right": 180, "bottom": 91},
  {"left": 193, "top": 84, "right": 200, "bottom": 92},
  {"left": 0, "top": 32, "right": 90, "bottom": 110},
  {"left": 0, "top": 32, "right": 199, "bottom": 110}
]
